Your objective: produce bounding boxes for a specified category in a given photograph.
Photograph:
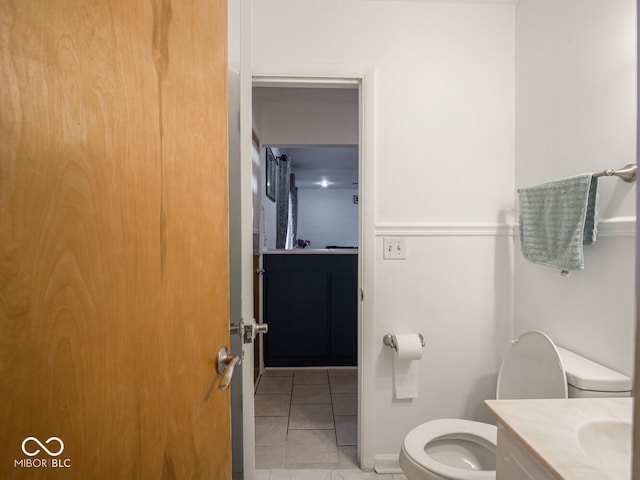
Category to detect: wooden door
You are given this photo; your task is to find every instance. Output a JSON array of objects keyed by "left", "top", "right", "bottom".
[{"left": 0, "top": 1, "right": 230, "bottom": 478}]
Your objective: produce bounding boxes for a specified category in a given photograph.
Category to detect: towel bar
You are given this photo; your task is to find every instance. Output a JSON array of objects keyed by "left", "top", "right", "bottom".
[
  {"left": 592, "top": 163, "right": 636, "bottom": 182},
  {"left": 517, "top": 163, "right": 636, "bottom": 193}
]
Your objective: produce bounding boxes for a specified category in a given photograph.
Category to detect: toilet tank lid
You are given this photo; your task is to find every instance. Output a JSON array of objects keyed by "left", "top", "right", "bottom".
[{"left": 556, "top": 346, "right": 632, "bottom": 392}]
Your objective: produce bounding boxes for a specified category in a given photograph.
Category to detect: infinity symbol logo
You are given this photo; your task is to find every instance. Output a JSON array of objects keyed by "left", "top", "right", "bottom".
[{"left": 21, "top": 437, "right": 65, "bottom": 457}]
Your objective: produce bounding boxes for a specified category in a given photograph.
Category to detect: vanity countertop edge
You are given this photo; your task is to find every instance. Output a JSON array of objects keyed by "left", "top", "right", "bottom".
[{"left": 484, "top": 397, "right": 633, "bottom": 480}]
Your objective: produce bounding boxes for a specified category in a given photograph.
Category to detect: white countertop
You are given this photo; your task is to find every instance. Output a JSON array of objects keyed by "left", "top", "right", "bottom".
[
  {"left": 263, "top": 249, "right": 358, "bottom": 254},
  {"left": 485, "top": 397, "right": 633, "bottom": 480}
]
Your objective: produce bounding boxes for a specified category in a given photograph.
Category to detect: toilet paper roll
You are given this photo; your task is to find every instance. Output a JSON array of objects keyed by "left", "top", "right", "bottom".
[
  {"left": 393, "top": 334, "right": 423, "bottom": 399},
  {"left": 395, "top": 334, "right": 424, "bottom": 360}
]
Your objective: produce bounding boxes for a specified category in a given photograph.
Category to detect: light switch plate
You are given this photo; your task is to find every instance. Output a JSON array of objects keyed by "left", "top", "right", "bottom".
[{"left": 383, "top": 237, "right": 406, "bottom": 259}]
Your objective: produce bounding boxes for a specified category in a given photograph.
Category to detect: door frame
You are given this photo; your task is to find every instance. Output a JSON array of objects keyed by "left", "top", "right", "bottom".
[
  {"left": 238, "top": 0, "right": 257, "bottom": 477},
  {"left": 248, "top": 65, "right": 377, "bottom": 470}
]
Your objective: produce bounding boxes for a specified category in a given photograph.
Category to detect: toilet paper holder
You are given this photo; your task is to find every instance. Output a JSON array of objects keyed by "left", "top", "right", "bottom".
[{"left": 383, "top": 333, "right": 425, "bottom": 352}]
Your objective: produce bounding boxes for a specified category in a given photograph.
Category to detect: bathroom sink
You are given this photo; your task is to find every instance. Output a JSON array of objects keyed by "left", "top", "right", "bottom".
[{"left": 578, "top": 419, "right": 632, "bottom": 478}]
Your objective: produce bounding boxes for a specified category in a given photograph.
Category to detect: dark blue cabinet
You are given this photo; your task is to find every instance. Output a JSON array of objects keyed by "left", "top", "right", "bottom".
[{"left": 263, "top": 253, "right": 358, "bottom": 367}]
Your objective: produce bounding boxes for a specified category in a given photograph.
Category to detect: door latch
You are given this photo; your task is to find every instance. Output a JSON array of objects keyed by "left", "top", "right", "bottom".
[{"left": 230, "top": 319, "right": 253, "bottom": 344}]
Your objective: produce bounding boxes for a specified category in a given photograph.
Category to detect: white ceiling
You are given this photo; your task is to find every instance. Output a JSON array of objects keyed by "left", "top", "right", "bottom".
[{"left": 279, "top": 146, "right": 359, "bottom": 189}]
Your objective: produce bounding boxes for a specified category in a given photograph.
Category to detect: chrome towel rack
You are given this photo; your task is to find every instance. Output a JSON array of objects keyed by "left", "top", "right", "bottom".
[{"left": 517, "top": 163, "right": 637, "bottom": 193}]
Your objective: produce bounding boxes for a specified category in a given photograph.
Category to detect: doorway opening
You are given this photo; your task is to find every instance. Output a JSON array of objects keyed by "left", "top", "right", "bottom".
[{"left": 251, "top": 84, "right": 361, "bottom": 469}]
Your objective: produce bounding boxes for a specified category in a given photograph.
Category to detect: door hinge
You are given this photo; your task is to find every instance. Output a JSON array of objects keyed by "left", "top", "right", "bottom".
[{"left": 360, "top": 288, "right": 364, "bottom": 301}]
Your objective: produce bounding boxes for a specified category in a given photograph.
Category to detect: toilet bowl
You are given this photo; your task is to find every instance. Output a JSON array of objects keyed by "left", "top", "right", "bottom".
[
  {"left": 400, "top": 419, "right": 496, "bottom": 480},
  {"left": 399, "top": 330, "right": 632, "bottom": 480}
]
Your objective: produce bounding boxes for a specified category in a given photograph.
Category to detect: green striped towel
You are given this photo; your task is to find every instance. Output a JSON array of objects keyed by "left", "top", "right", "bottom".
[{"left": 518, "top": 174, "right": 599, "bottom": 271}]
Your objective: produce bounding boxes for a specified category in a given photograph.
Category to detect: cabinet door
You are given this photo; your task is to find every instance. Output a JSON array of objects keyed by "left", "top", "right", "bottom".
[
  {"left": 331, "top": 269, "right": 358, "bottom": 360},
  {"left": 264, "top": 271, "right": 330, "bottom": 365},
  {"left": 497, "top": 424, "right": 557, "bottom": 480}
]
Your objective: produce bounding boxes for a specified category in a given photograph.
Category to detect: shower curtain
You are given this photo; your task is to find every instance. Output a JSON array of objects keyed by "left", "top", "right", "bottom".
[{"left": 276, "top": 156, "right": 297, "bottom": 249}]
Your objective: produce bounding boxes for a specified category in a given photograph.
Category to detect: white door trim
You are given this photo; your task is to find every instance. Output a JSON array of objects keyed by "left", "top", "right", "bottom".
[
  {"left": 240, "top": 0, "right": 256, "bottom": 478},
  {"left": 250, "top": 64, "right": 377, "bottom": 470}
]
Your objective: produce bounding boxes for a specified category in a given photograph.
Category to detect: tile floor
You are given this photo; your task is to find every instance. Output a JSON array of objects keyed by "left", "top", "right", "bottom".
[{"left": 255, "top": 368, "right": 359, "bottom": 470}]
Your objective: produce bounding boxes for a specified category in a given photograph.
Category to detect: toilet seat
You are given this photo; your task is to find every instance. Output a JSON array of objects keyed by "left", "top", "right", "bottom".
[{"left": 401, "top": 419, "right": 497, "bottom": 480}]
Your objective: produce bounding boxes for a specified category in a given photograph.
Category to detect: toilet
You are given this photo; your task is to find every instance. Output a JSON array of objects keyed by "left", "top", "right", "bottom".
[{"left": 399, "top": 330, "right": 632, "bottom": 480}]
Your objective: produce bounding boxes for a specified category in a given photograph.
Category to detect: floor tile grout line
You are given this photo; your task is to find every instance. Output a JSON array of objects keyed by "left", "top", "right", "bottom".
[{"left": 285, "top": 386, "right": 292, "bottom": 441}]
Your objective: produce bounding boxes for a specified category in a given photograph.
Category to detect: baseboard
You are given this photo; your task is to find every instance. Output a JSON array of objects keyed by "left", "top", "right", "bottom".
[{"left": 373, "top": 454, "right": 402, "bottom": 474}]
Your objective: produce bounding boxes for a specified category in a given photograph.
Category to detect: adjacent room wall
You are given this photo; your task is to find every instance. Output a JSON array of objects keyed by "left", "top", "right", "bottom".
[
  {"left": 297, "top": 188, "right": 359, "bottom": 249},
  {"left": 514, "top": 0, "right": 636, "bottom": 377},
  {"left": 253, "top": 0, "right": 515, "bottom": 468}
]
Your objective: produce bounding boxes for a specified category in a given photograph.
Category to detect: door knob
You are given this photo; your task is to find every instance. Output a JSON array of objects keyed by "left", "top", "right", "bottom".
[
  {"left": 255, "top": 323, "right": 268, "bottom": 335},
  {"left": 217, "top": 346, "right": 242, "bottom": 390},
  {"left": 231, "top": 319, "right": 267, "bottom": 344}
]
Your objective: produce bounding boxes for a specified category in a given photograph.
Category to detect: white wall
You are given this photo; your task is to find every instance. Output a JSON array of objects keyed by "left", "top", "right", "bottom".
[
  {"left": 514, "top": 0, "right": 637, "bottom": 377},
  {"left": 253, "top": 0, "right": 515, "bottom": 469},
  {"left": 252, "top": 0, "right": 636, "bottom": 470},
  {"left": 297, "top": 188, "right": 359, "bottom": 248},
  {"left": 254, "top": 87, "right": 359, "bottom": 146}
]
